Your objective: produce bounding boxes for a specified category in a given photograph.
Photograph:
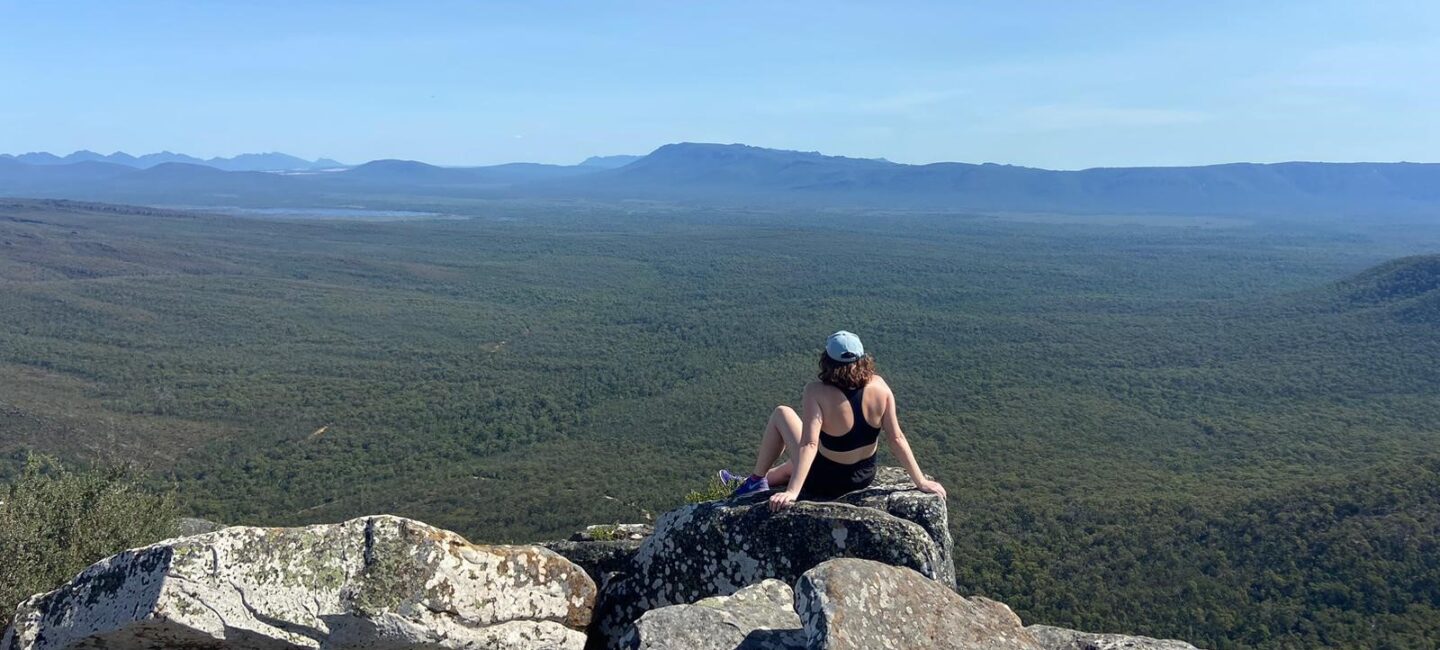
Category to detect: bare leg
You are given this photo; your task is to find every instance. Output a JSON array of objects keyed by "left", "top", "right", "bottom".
[{"left": 751, "top": 405, "right": 803, "bottom": 485}]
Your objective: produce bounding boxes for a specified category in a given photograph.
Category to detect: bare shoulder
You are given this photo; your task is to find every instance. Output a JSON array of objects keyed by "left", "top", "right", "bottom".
[
  {"left": 802, "top": 380, "right": 826, "bottom": 396},
  {"left": 868, "top": 375, "right": 894, "bottom": 396}
]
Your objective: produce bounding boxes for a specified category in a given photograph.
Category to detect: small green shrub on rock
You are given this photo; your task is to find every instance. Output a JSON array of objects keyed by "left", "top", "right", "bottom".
[
  {"left": 684, "top": 474, "right": 740, "bottom": 504},
  {"left": 0, "top": 454, "right": 178, "bottom": 612},
  {"left": 585, "top": 524, "right": 621, "bottom": 541}
]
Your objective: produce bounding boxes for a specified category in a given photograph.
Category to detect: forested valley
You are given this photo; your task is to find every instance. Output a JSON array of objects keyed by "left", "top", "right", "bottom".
[{"left": 1, "top": 199, "right": 1437, "bottom": 649}]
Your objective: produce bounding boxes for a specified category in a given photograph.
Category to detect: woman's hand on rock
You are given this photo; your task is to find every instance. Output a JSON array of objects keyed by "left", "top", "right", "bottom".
[
  {"left": 769, "top": 489, "right": 799, "bottom": 512},
  {"left": 917, "top": 479, "right": 947, "bottom": 500}
]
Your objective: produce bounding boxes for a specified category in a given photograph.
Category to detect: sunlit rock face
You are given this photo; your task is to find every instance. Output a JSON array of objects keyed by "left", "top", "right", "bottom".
[
  {"left": 796, "top": 558, "right": 1044, "bottom": 650},
  {"left": 2, "top": 515, "right": 596, "bottom": 650}
]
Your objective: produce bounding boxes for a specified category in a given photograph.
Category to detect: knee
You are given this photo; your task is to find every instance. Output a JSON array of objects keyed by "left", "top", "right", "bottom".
[{"left": 770, "top": 405, "right": 799, "bottom": 430}]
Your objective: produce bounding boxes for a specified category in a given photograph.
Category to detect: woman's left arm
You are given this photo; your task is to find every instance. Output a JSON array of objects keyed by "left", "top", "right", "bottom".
[
  {"left": 770, "top": 388, "right": 822, "bottom": 512},
  {"left": 882, "top": 390, "right": 947, "bottom": 500}
]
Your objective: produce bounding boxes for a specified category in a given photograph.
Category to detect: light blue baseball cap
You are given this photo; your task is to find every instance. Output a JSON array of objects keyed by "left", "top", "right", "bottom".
[{"left": 825, "top": 330, "right": 864, "bottom": 363}]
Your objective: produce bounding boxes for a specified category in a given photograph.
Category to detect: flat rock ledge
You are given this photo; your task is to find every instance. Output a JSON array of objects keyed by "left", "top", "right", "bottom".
[
  {"left": 543, "top": 524, "right": 654, "bottom": 592},
  {"left": 2, "top": 515, "right": 596, "bottom": 650},
  {"left": 571, "top": 525, "right": 654, "bottom": 542}
]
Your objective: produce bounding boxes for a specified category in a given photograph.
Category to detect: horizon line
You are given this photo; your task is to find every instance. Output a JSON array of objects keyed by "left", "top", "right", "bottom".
[{"left": 3, "top": 143, "right": 1437, "bottom": 172}]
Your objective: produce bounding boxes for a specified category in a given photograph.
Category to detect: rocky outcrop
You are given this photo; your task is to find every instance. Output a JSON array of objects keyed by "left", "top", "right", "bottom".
[
  {"left": 621, "top": 579, "right": 803, "bottom": 650},
  {"left": 796, "top": 558, "right": 1043, "bottom": 650},
  {"left": 2, "top": 515, "right": 596, "bottom": 650},
  {"left": 1, "top": 475, "right": 1208, "bottom": 650},
  {"left": 590, "top": 468, "right": 951, "bottom": 647},
  {"left": 1027, "top": 625, "right": 1202, "bottom": 650},
  {"left": 543, "top": 524, "right": 653, "bottom": 592}
]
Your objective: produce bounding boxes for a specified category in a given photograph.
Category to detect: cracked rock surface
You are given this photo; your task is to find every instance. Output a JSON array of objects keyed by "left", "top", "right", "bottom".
[
  {"left": 621, "top": 579, "right": 804, "bottom": 650},
  {"left": 2, "top": 515, "right": 595, "bottom": 650}
]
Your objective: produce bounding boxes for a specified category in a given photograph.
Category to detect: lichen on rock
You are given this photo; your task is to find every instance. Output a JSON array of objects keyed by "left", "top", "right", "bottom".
[{"left": 2, "top": 515, "right": 596, "bottom": 650}]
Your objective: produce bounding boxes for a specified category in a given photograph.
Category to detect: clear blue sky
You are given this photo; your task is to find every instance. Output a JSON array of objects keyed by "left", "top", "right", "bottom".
[{"left": 2, "top": 1, "right": 1436, "bottom": 168}]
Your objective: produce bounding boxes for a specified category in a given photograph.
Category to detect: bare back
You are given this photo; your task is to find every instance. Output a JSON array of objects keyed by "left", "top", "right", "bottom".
[{"left": 806, "top": 375, "right": 892, "bottom": 465}]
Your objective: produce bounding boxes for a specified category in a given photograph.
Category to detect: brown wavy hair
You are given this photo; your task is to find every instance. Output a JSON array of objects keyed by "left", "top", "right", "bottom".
[{"left": 817, "top": 353, "right": 875, "bottom": 391}]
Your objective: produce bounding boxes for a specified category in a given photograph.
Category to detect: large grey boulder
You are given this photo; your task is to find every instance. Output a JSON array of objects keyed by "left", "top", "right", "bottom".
[
  {"left": 2, "top": 515, "right": 595, "bottom": 650},
  {"left": 1027, "top": 625, "right": 1203, "bottom": 650},
  {"left": 795, "top": 558, "right": 1044, "bottom": 650},
  {"left": 621, "top": 579, "right": 804, "bottom": 650},
  {"left": 590, "top": 468, "right": 950, "bottom": 647}
]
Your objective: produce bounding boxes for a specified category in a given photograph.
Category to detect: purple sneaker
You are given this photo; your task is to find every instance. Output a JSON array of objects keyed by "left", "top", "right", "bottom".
[{"left": 728, "top": 473, "right": 769, "bottom": 497}]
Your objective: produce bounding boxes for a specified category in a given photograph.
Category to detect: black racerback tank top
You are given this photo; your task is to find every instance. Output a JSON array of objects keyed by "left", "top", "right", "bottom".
[{"left": 819, "top": 383, "right": 882, "bottom": 452}]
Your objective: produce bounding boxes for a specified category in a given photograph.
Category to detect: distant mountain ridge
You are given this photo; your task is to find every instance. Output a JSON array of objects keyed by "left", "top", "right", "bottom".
[
  {"left": 2, "top": 142, "right": 1439, "bottom": 218},
  {"left": 0, "top": 150, "right": 345, "bottom": 172},
  {"left": 536, "top": 143, "right": 1440, "bottom": 217}
]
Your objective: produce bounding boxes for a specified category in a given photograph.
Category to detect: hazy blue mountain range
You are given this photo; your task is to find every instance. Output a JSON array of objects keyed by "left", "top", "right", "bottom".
[
  {"left": 534, "top": 143, "right": 1440, "bottom": 217},
  {"left": 2, "top": 142, "right": 1439, "bottom": 218},
  {"left": 0, "top": 150, "right": 345, "bottom": 171},
  {"left": 333, "top": 159, "right": 600, "bottom": 187}
]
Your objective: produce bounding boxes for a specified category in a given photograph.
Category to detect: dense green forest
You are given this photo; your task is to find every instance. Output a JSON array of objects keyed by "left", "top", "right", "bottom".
[{"left": 1, "top": 199, "right": 1437, "bottom": 649}]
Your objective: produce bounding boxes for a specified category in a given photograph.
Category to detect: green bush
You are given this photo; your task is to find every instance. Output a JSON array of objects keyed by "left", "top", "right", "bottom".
[{"left": 0, "top": 455, "right": 178, "bottom": 613}]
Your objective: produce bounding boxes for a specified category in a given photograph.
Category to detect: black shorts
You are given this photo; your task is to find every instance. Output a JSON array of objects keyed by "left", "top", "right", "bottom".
[{"left": 798, "top": 452, "right": 877, "bottom": 501}]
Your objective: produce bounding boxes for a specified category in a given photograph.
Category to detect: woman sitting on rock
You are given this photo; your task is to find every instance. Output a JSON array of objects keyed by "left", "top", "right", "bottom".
[{"left": 722, "top": 330, "right": 947, "bottom": 511}]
